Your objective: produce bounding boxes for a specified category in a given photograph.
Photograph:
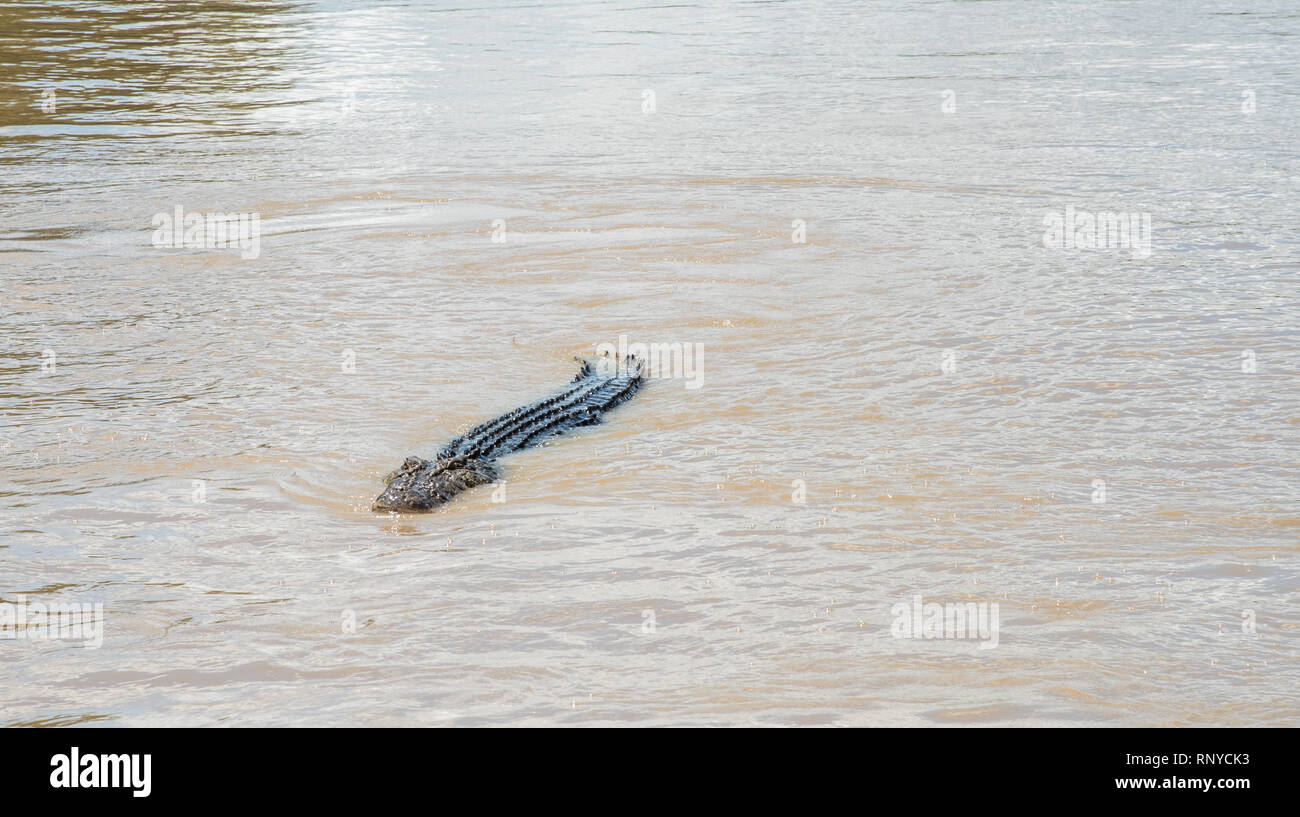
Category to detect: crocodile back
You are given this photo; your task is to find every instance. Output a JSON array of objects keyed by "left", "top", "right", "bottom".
[{"left": 441, "top": 356, "right": 644, "bottom": 461}]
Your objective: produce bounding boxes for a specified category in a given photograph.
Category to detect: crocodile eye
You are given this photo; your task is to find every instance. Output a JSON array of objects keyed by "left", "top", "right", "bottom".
[{"left": 402, "top": 456, "right": 422, "bottom": 471}]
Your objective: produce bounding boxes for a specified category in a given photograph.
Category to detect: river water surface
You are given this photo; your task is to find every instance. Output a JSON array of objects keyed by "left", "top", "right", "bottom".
[{"left": 1, "top": 0, "right": 1296, "bottom": 726}]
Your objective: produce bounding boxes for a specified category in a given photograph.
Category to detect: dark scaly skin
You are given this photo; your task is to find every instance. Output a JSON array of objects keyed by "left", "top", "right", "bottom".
[{"left": 373, "top": 356, "right": 644, "bottom": 512}]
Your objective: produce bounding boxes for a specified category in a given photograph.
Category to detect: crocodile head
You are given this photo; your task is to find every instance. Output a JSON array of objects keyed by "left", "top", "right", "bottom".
[{"left": 372, "top": 455, "right": 499, "bottom": 512}]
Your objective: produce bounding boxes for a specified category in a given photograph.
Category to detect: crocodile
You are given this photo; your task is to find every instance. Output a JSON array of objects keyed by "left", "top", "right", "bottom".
[{"left": 372, "top": 355, "right": 645, "bottom": 512}]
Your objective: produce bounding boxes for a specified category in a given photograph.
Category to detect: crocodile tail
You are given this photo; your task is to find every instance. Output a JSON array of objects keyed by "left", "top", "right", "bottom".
[
  {"left": 578, "top": 352, "right": 644, "bottom": 383},
  {"left": 571, "top": 354, "right": 644, "bottom": 418},
  {"left": 572, "top": 356, "right": 594, "bottom": 382}
]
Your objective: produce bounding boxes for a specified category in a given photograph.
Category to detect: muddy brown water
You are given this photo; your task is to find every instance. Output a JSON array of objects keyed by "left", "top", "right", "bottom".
[{"left": 0, "top": 0, "right": 1295, "bottom": 726}]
